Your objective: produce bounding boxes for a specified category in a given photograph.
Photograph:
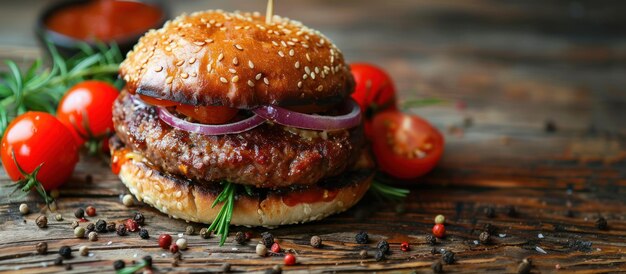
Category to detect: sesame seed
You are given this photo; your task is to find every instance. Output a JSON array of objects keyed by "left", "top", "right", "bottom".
[
  {"left": 231, "top": 75, "right": 239, "bottom": 83},
  {"left": 220, "top": 27, "right": 227, "bottom": 31},
  {"left": 218, "top": 53, "right": 224, "bottom": 61},
  {"left": 193, "top": 41, "right": 206, "bottom": 46},
  {"left": 189, "top": 58, "right": 196, "bottom": 64},
  {"left": 302, "top": 74, "right": 308, "bottom": 80},
  {"left": 289, "top": 49, "right": 295, "bottom": 56},
  {"left": 244, "top": 26, "right": 250, "bottom": 30},
  {"left": 272, "top": 41, "right": 279, "bottom": 47},
  {"left": 297, "top": 81, "right": 303, "bottom": 88},
  {"left": 281, "top": 41, "right": 287, "bottom": 47},
  {"left": 234, "top": 44, "right": 243, "bottom": 51},
  {"left": 287, "top": 41, "right": 295, "bottom": 46},
  {"left": 248, "top": 60, "right": 254, "bottom": 69},
  {"left": 181, "top": 73, "right": 189, "bottom": 79},
  {"left": 247, "top": 80, "right": 255, "bottom": 87},
  {"left": 166, "top": 76, "right": 173, "bottom": 84},
  {"left": 229, "top": 68, "right": 237, "bottom": 74},
  {"left": 317, "top": 85, "right": 323, "bottom": 91},
  {"left": 278, "top": 51, "right": 285, "bottom": 57},
  {"left": 192, "top": 72, "right": 197, "bottom": 77},
  {"left": 209, "top": 19, "right": 216, "bottom": 24},
  {"left": 315, "top": 67, "right": 320, "bottom": 74},
  {"left": 215, "top": 23, "right": 222, "bottom": 27},
  {"left": 165, "top": 46, "right": 172, "bottom": 52},
  {"left": 311, "top": 72, "right": 316, "bottom": 79},
  {"left": 154, "top": 66, "right": 163, "bottom": 72},
  {"left": 263, "top": 77, "right": 269, "bottom": 85},
  {"left": 306, "top": 53, "right": 311, "bottom": 62},
  {"left": 295, "top": 61, "right": 300, "bottom": 69},
  {"left": 235, "top": 26, "right": 242, "bottom": 30},
  {"left": 176, "top": 60, "right": 185, "bottom": 66},
  {"left": 291, "top": 38, "right": 299, "bottom": 42},
  {"left": 255, "top": 73, "right": 262, "bottom": 80},
  {"left": 232, "top": 57, "right": 239, "bottom": 65},
  {"left": 207, "top": 62, "right": 213, "bottom": 72},
  {"left": 220, "top": 77, "right": 228, "bottom": 83},
  {"left": 206, "top": 39, "right": 214, "bottom": 43},
  {"left": 304, "top": 66, "right": 311, "bottom": 74},
  {"left": 302, "top": 43, "right": 309, "bottom": 49}
]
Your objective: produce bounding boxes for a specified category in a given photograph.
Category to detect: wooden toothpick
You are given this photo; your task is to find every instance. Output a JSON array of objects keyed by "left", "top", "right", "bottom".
[{"left": 266, "top": 0, "right": 274, "bottom": 24}]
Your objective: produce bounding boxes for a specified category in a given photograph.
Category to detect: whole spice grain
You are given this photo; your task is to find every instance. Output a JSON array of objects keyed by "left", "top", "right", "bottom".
[
  {"left": 432, "top": 260, "right": 443, "bottom": 273},
  {"left": 54, "top": 256, "right": 63, "bottom": 266},
  {"left": 59, "top": 245, "right": 72, "bottom": 259},
  {"left": 74, "top": 208, "right": 85, "bottom": 219},
  {"left": 71, "top": 220, "right": 79, "bottom": 229},
  {"left": 122, "top": 194, "right": 134, "bottom": 207},
  {"left": 86, "top": 223, "right": 95, "bottom": 233},
  {"left": 234, "top": 231, "right": 246, "bottom": 244},
  {"left": 256, "top": 243, "right": 268, "bottom": 256},
  {"left": 359, "top": 249, "right": 368, "bottom": 258},
  {"left": 185, "top": 225, "right": 195, "bottom": 235},
  {"left": 125, "top": 219, "right": 139, "bottom": 232},
  {"left": 271, "top": 265, "right": 282, "bottom": 274},
  {"left": 169, "top": 244, "right": 179, "bottom": 253},
  {"left": 484, "top": 207, "right": 495, "bottom": 218},
  {"left": 483, "top": 223, "right": 497, "bottom": 234},
  {"left": 199, "top": 228, "right": 211, "bottom": 239},
  {"left": 19, "top": 203, "right": 29, "bottom": 215},
  {"left": 113, "top": 260, "right": 126, "bottom": 270},
  {"left": 35, "top": 242, "right": 48, "bottom": 254},
  {"left": 116, "top": 223, "right": 127, "bottom": 236},
  {"left": 88, "top": 231, "right": 98, "bottom": 241},
  {"left": 377, "top": 240, "right": 390, "bottom": 254},
  {"left": 133, "top": 212, "right": 145, "bottom": 225},
  {"left": 261, "top": 232, "right": 274, "bottom": 248},
  {"left": 355, "top": 231, "right": 369, "bottom": 244},
  {"left": 176, "top": 238, "right": 188, "bottom": 250},
  {"left": 442, "top": 250, "right": 456, "bottom": 264},
  {"left": 431, "top": 247, "right": 439, "bottom": 254},
  {"left": 159, "top": 234, "right": 172, "bottom": 249},
  {"left": 139, "top": 228, "right": 150, "bottom": 239},
  {"left": 426, "top": 234, "right": 437, "bottom": 245},
  {"left": 85, "top": 206, "right": 96, "bottom": 217},
  {"left": 79, "top": 246, "right": 89, "bottom": 256},
  {"left": 432, "top": 224, "right": 446, "bottom": 238},
  {"left": 400, "top": 242, "right": 410, "bottom": 252},
  {"left": 374, "top": 249, "right": 385, "bottom": 261},
  {"left": 596, "top": 217, "right": 608, "bottom": 230},
  {"left": 95, "top": 219, "right": 107, "bottom": 233},
  {"left": 310, "top": 235, "right": 322, "bottom": 248},
  {"left": 55, "top": 214, "right": 63, "bottom": 221},
  {"left": 36, "top": 215, "right": 48, "bottom": 228},
  {"left": 107, "top": 222, "right": 116, "bottom": 232},
  {"left": 74, "top": 226, "right": 86, "bottom": 238},
  {"left": 271, "top": 242, "right": 281, "bottom": 253},
  {"left": 479, "top": 231, "right": 490, "bottom": 244},
  {"left": 434, "top": 214, "right": 445, "bottom": 224},
  {"left": 173, "top": 251, "right": 182, "bottom": 261},
  {"left": 517, "top": 258, "right": 532, "bottom": 274},
  {"left": 245, "top": 232, "right": 253, "bottom": 240}
]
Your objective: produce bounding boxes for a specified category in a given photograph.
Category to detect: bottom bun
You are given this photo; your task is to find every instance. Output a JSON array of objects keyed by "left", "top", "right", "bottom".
[{"left": 115, "top": 146, "right": 374, "bottom": 227}]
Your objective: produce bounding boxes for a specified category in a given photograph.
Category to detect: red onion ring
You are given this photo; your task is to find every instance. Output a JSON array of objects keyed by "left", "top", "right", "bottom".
[
  {"left": 252, "top": 99, "right": 362, "bottom": 130},
  {"left": 157, "top": 107, "right": 266, "bottom": 135}
]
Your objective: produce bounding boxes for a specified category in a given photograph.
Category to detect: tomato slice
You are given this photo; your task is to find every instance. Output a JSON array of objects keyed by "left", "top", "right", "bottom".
[
  {"left": 175, "top": 105, "right": 239, "bottom": 124},
  {"left": 371, "top": 111, "right": 444, "bottom": 179},
  {"left": 138, "top": 94, "right": 179, "bottom": 107}
]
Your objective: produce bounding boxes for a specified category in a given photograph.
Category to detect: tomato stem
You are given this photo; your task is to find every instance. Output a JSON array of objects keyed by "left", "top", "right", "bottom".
[{"left": 10, "top": 150, "right": 53, "bottom": 206}]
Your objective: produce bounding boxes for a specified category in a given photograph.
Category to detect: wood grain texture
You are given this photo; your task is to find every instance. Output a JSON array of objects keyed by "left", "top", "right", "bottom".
[{"left": 1, "top": 0, "right": 625, "bottom": 273}]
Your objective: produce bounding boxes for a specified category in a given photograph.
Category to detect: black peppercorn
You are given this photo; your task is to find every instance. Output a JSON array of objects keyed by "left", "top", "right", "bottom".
[
  {"left": 517, "top": 258, "right": 532, "bottom": 274},
  {"left": 483, "top": 223, "right": 497, "bottom": 234},
  {"left": 359, "top": 249, "right": 368, "bottom": 258},
  {"left": 431, "top": 247, "right": 439, "bottom": 254},
  {"left": 484, "top": 207, "right": 495, "bottom": 218},
  {"left": 185, "top": 225, "right": 195, "bottom": 235},
  {"left": 355, "top": 231, "right": 368, "bottom": 244},
  {"left": 425, "top": 234, "right": 436, "bottom": 245},
  {"left": 86, "top": 223, "right": 95, "bottom": 233},
  {"left": 116, "top": 223, "right": 127, "bottom": 236},
  {"left": 59, "top": 245, "right": 72, "bottom": 259},
  {"left": 36, "top": 215, "right": 48, "bottom": 228},
  {"left": 35, "top": 242, "right": 48, "bottom": 255},
  {"left": 234, "top": 231, "right": 246, "bottom": 245},
  {"left": 442, "top": 250, "right": 455, "bottom": 264},
  {"left": 376, "top": 240, "right": 390, "bottom": 254},
  {"left": 54, "top": 256, "right": 63, "bottom": 266},
  {"left": 143, "top": 255, "right": 152, "bottom": 268},
  {"left": 432, "top": 260, "right": 443, "bottom": 273},
  {"left": 200, "top": 228, "right": 211, "bottom": 239},
  {"left": 133, "top": 212, "right": 145, "bottom": 226},
  {"left": 107, "top": 222, "right": 116, "bottom": 232},
  {"left": 374, "top": 249, "right": 385, "bottom": 261},
  {"left": 139, "top": 228, "right": 150, "bottom": 239},
  {"left": 74, "top": 208, "right": 85, "bottom": 219},
  {"left": 95, "top": 219, "right": 107, "bottom": 233},
  {"left": 310, "top": 235, "right": 322, "bottom": 248},
  {"left": 479, "top": 231, "right": 490, "bottom": 244},
  {"left": 506, "top": 206, "right": 518, "bottom": 217},
  {"left": 596, "top": 217, "right": 608, "bottom": 230},
  {"left": 261, "top": 232, "right": 274, "bottom": 248},
  {"left": 113, "top": 260, "right": 125, "bottom": 270}
]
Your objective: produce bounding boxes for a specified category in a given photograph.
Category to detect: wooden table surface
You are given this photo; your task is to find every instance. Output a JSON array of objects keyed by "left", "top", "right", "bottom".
[{"left": 1, "top": 0, "right": 625, "bottom": 273}]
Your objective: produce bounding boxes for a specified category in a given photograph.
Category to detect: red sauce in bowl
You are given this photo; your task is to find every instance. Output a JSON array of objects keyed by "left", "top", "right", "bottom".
[{"left": 45, "top": 0, "right": 163, "bottom": 42}]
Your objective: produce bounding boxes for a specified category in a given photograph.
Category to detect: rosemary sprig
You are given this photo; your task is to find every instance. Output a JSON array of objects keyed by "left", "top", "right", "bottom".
[
  {"left": 207, "top": 181, "right": 236, "bottom": 246},
  {"left": 369, "top": 180, "right": 410, "bottom": 202},
  {"left": 0, "top": 41, "right": 122, "bottom": 136}
]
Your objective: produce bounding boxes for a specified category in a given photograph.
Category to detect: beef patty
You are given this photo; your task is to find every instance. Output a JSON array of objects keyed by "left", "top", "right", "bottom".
[{"left": 112, "top": 91, "right": 365, "bottom": 188}]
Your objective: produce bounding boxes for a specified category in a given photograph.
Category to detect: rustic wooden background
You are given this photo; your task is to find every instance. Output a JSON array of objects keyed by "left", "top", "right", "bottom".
[{"left": 1, "top": 0, "right": 625, "bottom": 273}]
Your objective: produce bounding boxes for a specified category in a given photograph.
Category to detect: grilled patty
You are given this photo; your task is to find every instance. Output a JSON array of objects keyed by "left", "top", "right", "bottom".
[{"left": 112, "top": 91, "right": 365, "bottom": 188}]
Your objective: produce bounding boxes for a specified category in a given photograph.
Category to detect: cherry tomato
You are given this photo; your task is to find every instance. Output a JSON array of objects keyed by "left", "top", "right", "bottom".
[
  {"left": 350, "top": 63, "right": 398, "bottom": 138},
  {"left": 371, "top": 112, "right": 444, "bottom": 179},
  {"left": 57, "top": 80, "right": 119, "bottom": 145},
  {"left": 1, "top": 112, "right": 79, "bottom": 190},
  {"left": 432, "top": 224, "right": 446, "bottom": 238},
  {"left": 175, "top": 104, "right": 238, "bottom": 124}
]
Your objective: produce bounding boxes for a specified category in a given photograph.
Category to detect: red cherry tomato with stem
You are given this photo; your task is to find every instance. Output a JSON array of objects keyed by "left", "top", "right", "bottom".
[{"left": 350, "top": 63, "right": 398, "bottom": 138}]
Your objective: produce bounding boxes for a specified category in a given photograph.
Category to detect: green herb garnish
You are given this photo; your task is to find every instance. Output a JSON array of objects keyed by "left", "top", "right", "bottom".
[
  {"left": 207, "top": 181, "right": 236, "bottom": 246},
  {"left": 0, "top": 41, "right": 122, "bottom": 136},
  {"left": 369, "top": 180, "right": 410, "bottom": 202}
]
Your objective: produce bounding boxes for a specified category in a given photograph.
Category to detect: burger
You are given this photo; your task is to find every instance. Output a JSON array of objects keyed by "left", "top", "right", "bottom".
[{"left": 110, "top": 10, "right": 373, "bottom": 235}]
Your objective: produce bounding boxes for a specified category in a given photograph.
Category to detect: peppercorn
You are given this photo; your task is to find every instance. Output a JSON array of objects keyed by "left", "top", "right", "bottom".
[
  {"left": 55, "top": 214, "right": 63, "bottom": 221},
  {"left": 199, "top": 228, "right": 211, "bottom": 239},
  {"left": 234, "top": 231, "right": 246, "bottom": 244},
  {"left": 88, "top": 231, "right": 98, "bottom": 241},
  {"left": 74, "top": 208, "right": 85, "bottom": 219},
  {"left": 221, "top": 262, "right": 231, "bottom": 272},
  {"left": 86, "top": 223, "right": 95, "bottom": 233},
  {"left": 432, "top": 260, "right": 443, "bottom": 273},
  {"left": 36, "top": 215, "right": 48, "bottom": 228},
  {"left": 374, "top": 249, "right": 385, "bottom": 261},
  {"left": 107, "top": 222, "right": 116, "bottom": 232},
  {"left": 479, "top": 231, "right": 490, "bottom": 244},
  {"left": 79, "top": 246, "right": 89, "bottom": 256},
  {"left": 432, "top": 224, "right": 446, "bottom": 238},
  {"left": 70, "top": 220, "right": 79, "bottom": 229},
  {"left": 143, "top": 255, "right": 153, "bottom": 268},
  {"left": 484, "top": 207, "right": 495, "bottom": 218},
  {"left": 245, "top": 232, "right": 253, "bottom": 240},
  {"left": 125, "top": 219, "right": 139, "bottom": 232},
  {"left": 271, "top": 242, "right": 281, "bottom": 253},
  {"left": 59, "top": 245, "right": 72, "bottom": 259},
  {"left": 256, "top": 243, "right": 268, "bottom": 256},
  {"left": 442, "top": 250, "right": 455, "bottom": 264},
  {"left": 19, "top": 203, "right": 29, "bottom": 215},
  {"left": 95, "top": 219, "right": 107, "bottom": 233},
  {"left": 483, "top": 223, "right": 497, "bottom": 234},
  {"left": 355, "top": 231, "right": 368, "bottom": 244},
  {"left": 113, "top": 260, "right": 125, "bottom": 270},
  {"left": 261, "top": 232, "right": 274, "bottom": 248},
  {"left": 139, "top": 228, "right": 150, "bottom": 239},
  {"left": 434, "top": 214, "right": 445, "bottom": 224},
  {"left": 176, "top": 238, "right": 188, "bottom": 250},
  {"left": 133, "top": 212, "right": 145, "bottom": 226},
  {"left": 400, "top": 242, "right": 410, "bottom": 252},
  {"left": 54, "top": 256, "right": 63, "bottom": 266},
  {"left": 377, "top": 240, "right": 390, "bottom": 254},
  {"left": 116, "top": 223, "right": 127, "bottom": 236},
  {"left": 185, "top": 225, "right": 195, "bottom": 235},
  {"left": 284, "top": 253, "right": 296, "bottom": 266},
  {"left": 426, "top": 234, "right": 437, "bottom": 245},
  {"left": 506, "top": 206, "right": 517, "bottom": 217},
  {"left": 35, "top": 242, "right": 48, "bottom": 255},
  {"left": 310, "top": 235, "right": 322, "bottom": 248},
  {"left": 122, "top": 194, "right": 134, "bottom": 207},
  {"left": 85, "top": 206, "right": 96, "bottom": 217},
  {"left": 517, "top": 258, "right": 532, "bottom": 274},
  {"left": 596, "top": 217, "right": 608, "bottom": 230},
  {"left": 169, "top": 244, "right": 179, "bottom": 253},
  {"left": 359, "top": 249, "right": 368, "bottom": 259},
  {"left": 159, "top": 234, "right": 173, "bottom": 249},
  {"left": 74, "top": 226, "right": 86, "bottom": 238}
]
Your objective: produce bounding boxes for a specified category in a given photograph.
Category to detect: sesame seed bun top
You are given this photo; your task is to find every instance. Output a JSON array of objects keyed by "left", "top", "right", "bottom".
[{"left": 119, "top": 10, "right": 354, "bottom": 108}]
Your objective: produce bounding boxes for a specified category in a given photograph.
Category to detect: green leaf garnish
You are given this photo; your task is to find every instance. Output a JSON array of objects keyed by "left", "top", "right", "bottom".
[
  {"left": 369, "top": 180, "right": 410, "bottom": 202},
  {"left": 207, "top": 181, "right": 236, "bottom": 246}
]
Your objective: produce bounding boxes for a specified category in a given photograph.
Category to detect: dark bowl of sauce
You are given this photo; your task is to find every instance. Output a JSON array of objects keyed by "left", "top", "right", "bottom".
[{"left": 36, "top": 0, "right": 169, "bottom": 58}]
